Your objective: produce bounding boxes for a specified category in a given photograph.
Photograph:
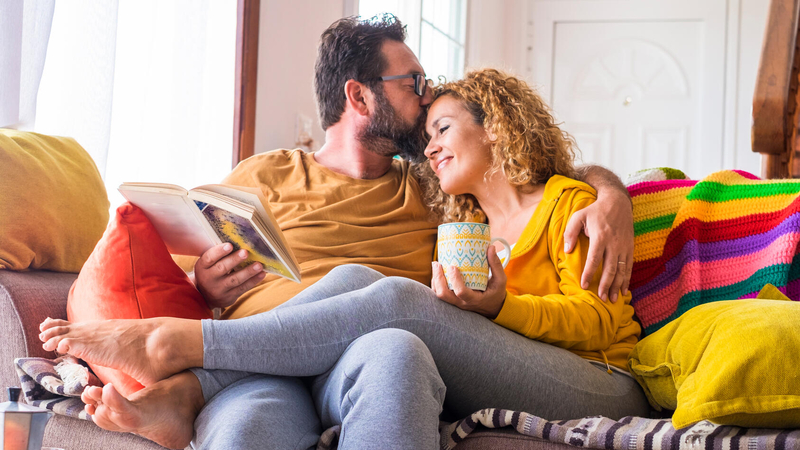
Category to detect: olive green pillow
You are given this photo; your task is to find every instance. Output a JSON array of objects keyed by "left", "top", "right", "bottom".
[{"left": 0, "top": 129, "right": 109, "bottom": 272}]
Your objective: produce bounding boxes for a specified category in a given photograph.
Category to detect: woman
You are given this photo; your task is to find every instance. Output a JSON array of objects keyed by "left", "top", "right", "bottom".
[{"left": 39, "top": 68, "right": 649, "bottom": 449}]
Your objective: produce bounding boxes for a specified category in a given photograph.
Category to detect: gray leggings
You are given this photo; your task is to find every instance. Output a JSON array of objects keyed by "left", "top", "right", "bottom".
[{"left": 194, "top": 264, "right": 649, "bottom": 418}]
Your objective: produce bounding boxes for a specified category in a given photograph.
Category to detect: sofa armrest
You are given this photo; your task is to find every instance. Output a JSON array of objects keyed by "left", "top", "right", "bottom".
[
  {"left": 0, "top": 270, "right": 77, "bottom": 390},
  {"left": 0, "top": 269, "right": 169, "bottom": 449}
]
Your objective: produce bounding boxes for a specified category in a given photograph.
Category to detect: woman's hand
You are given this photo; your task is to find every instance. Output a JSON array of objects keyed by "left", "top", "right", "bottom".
[
  {"left": 194, "top": 243, "right": 267, "bottom": 309},
  {"left": 431, "top": 246, "right": 508, "bottom": 319}
]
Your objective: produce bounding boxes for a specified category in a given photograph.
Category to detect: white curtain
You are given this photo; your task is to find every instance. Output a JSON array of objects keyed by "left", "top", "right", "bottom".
[
  {"left": 0, "top": 0, "right": 55, "bottom": 129},
  {"left": 101, "top": 0, "right": 236, "bottom": 210},
  {"left": 3, "top": 0, "right": 236, "bottom": 212},
  {"left": 34, "top": 0, "right": 119, "bottom": 176}
]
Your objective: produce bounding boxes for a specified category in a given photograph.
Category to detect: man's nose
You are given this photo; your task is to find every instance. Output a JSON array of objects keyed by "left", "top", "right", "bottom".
[{"left": 420, "top": 87, "right": 433, "bottom": 106}]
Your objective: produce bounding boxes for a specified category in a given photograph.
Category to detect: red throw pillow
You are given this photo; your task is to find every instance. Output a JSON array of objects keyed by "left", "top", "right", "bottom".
[{"left": 67, "top": 202, "right": 212, "bottom": 396}]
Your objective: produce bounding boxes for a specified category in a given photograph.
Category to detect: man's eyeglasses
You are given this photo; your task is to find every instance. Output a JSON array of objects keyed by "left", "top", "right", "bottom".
[{"left": 375, "top": 74, "right": 433, "bottom": 97}]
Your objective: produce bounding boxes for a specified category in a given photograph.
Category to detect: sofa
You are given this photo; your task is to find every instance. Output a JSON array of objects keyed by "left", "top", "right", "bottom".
[
  {"left": 0, "top": 127, "right": 579, "bottom": 449},
  {"left": 0, "top": 270, "right": 576, "bottom": 450},
  {"left": 9, "top": 137, "right": 800, "bottom": 450}
]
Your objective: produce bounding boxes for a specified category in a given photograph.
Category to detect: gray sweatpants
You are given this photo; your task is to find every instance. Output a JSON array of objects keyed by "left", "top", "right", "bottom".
[{"left": 190, "top": 264, "right": 650, "bottom": 450}]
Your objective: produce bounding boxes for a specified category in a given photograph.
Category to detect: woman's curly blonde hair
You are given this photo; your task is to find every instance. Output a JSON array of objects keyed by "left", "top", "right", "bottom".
[{"left": 415, "top": 68, "right": 578, "bottom": 223}]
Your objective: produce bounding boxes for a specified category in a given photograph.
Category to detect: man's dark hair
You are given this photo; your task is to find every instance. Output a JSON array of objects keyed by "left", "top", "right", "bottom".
[{"left": 314, "top": 14, "right": 406, "bottom": 130}]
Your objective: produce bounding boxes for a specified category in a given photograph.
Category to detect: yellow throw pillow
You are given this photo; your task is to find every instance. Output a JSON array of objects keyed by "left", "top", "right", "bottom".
[
  {"left": 756, "top": 283, "right": 791, "bottom": 301},
  {"left": 628, "top": 298, "right": 800, "bottom": 429},
  {"left": 0, "top": 129, "right": 109, "bottom": 272}
]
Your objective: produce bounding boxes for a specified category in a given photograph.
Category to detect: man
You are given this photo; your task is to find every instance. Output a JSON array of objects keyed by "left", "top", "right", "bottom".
[{"left": 70, "top": 14, "right": 635, "bottom": 449}]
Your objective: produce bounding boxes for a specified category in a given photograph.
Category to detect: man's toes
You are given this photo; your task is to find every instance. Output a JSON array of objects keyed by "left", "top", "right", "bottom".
[
  {"left": 56, "top": 338, "right": 73, "bottom": 354},
  {"left": 101, "top": 384, "right": 130, "bottom": 413},
  {"left": 39, "top": 317, "right": 69, "bottom": 331},
  {"left": 91, "top": 405, "right": 125, "bottom": 432},
  {"left": 42, "top": 336, "right": 62, "bottom": 352},
  {"left": 39, "top": 325, "right": 69, "bottom": 342},
  {"left": 82, "top": 386, "right": 103, "bottom": 405},
  {"left": 39, "top": 318, "right": 69, "bottom": 332}
]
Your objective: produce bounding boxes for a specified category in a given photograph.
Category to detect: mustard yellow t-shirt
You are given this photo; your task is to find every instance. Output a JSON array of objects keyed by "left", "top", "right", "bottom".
[
  {"left": 218, "top": 149, "right": 438, "bottom": 319},
  {"left": 493, "top": 175, "right": 640, "bottom": 371}
]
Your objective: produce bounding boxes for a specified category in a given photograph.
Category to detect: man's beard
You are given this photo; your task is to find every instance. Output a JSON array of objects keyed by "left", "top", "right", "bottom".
[{"left": 358, "top": 90, "right": 427, "bottom": 162}]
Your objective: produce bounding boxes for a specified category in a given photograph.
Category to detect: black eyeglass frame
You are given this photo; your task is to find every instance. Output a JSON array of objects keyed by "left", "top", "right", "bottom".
[{"left": 374, "top": 74, "right": 432, "bottom": 97}]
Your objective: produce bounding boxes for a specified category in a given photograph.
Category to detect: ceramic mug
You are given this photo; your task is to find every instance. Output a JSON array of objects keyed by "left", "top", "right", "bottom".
[{"left": 437, "top": 222, "right": 511, "bottom": 291}]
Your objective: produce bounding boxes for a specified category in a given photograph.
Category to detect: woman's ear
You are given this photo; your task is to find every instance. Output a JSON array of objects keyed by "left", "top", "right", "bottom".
[
  {"left": 344, "top": 80, "right": 371, "bottom": 117},
  {"left": 484, "top": 119, "right": 499, "bottom": 143},
  {"left": 485, "top": 126, "right": 498, "bottom": 144}
]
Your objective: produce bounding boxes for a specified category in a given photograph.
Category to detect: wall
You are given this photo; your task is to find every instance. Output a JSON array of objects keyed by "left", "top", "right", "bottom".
[
  {"left": 254, "top": 0, "right": 769, "bottom": 171},
  {"left": 466, "top": 0, "right": 770, "bottom": 175},
  {"left": 466, "top": 0, "right": 527, "bottom": 75},
  {"left": 253, "top": 0, "right": 526, "bottom": 155},
  {"left": 253, "top": 0, "right": 346, "bottom": 154}
]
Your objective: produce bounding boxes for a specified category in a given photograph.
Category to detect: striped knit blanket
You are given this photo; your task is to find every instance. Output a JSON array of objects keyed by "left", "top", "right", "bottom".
[
  {"left": 438, "top": 409, "right": 800, "bottom": 450},
  {"left": 14, "top": 356, "right": 100, "bottom": 421},
  {"left": 628, "top": 169, "right": 800, "bottom": 335}
]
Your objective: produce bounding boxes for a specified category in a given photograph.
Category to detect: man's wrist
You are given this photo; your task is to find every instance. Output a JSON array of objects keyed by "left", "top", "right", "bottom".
[
  {"left": 576, "top": 165, "right": 631, "bottom": 204},
  {"left": 597, "top": 185, "right": 632, "bottom": 207}
]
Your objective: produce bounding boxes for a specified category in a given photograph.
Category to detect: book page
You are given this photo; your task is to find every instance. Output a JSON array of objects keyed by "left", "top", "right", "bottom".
[
  {"left": 193, "top": 185, "right": 282, "bottom": 232},
  {"left": 191, "top": 184, "right": 300, "bottom": 270},
  {"left": 118, "top": 183, "right": 188, "bottom": 194},
  {"left": 118, "top": 187, "right": 219, "bottom": 256},
  {"left": 197, "top": 202, "right": 298, "bottom": 281}
]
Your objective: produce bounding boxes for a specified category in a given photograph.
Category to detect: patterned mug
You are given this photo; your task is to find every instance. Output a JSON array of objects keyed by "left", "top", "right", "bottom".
[{"left": 437, "top": 222, "right": 511, "bottom": 291}]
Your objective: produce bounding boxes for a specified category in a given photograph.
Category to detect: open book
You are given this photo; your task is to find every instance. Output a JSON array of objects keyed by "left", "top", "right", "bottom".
[{"left": 118, "top": 183, "right": 301, "bottom": 283}]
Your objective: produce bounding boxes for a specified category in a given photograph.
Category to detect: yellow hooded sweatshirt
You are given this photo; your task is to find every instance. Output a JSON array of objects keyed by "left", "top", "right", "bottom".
[{"left": 492, "top": 175, "right": 640, "bottom": 371}]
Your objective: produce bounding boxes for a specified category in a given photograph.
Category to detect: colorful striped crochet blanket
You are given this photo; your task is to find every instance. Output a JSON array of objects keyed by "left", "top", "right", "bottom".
[{"left": 628, "top": 169, "right": 800, "bottom": 335}]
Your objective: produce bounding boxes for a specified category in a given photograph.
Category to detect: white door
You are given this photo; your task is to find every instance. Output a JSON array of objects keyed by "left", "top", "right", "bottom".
[{"left": 529, "top": 0, "right": 727, "bottom": 180}]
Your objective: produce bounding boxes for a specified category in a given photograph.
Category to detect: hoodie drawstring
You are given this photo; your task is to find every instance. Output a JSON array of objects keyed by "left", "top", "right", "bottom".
[{"left": 600, "top": 351, "right": 613, "bottom": 375}]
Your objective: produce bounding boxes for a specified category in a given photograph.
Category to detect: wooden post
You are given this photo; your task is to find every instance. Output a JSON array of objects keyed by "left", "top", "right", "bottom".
[
  {"left": 752, "top": 0, "right": 800, "bottom": 178},
  {"left": 233, "top": 0, "right": 260, "bottom": 168}
]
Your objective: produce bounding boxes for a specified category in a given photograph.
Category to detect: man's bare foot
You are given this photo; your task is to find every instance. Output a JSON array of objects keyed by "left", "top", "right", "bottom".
[
  {"left": 39, "top": 317, "right": 203, "bottom": 386},
  {"left": 81, "top": 372, "right": 204, "bottom": 449}
]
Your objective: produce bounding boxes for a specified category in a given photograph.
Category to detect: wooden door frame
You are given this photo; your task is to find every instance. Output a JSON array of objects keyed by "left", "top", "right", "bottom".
[{"left": 233, "top": 0, "right": 259, "bottom": 168}]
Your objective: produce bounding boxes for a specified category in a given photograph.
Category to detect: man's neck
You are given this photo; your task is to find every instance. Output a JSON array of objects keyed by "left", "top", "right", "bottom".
[{"left": 314, "top": 125, "right": 395, "bottom": 180}]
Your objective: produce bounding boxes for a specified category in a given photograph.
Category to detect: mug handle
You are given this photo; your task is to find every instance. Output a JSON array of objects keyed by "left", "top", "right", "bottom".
[{"left": 490, "top": 238, "right": 511, "bottom": 268}]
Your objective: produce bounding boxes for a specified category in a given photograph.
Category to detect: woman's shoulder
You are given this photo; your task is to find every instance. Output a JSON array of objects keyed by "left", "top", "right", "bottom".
[
  {"left": 544, "top": 174, "right": 597, "bottom": 204},
  {"left": 541, "top": 175, "right": 598, "bottom": 245},
  {"left": 542, "top": 175, "right": 598, "bottom": 236}
]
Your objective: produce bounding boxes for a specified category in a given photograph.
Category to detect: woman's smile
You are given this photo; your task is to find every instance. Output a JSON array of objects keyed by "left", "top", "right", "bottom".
[{"left": 433, "top": 155, "right": 452, "bottom": 173}]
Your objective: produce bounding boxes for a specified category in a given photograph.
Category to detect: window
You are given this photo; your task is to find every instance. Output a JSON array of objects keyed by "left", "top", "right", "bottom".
[
  {"left": 358, "top": 0, "right": 467, "bottom": 83},
  {"left": 30, "top": 1, "right": 239, "bottom": 211}
]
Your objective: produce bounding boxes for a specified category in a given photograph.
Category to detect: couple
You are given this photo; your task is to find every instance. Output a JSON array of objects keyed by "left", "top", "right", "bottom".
[{"left": 39, "top": 14, "right": 649, "bottom": 450}]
